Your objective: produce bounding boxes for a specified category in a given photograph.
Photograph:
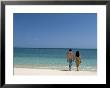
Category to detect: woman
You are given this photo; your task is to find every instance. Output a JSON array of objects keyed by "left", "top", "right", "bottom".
[{"left": 75, "top": 51, "right": 81, "bottom": 71}]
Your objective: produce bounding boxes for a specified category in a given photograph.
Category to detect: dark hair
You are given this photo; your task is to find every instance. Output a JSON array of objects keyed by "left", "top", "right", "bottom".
[
  {"left": 76, "top": 51, "right": 80, "bottom": 57},
  {"left": 69, "top": 48, "right": 72, "bottom": 51}
]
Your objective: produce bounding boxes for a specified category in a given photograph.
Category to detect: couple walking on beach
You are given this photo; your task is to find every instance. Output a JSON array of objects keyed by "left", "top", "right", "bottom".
[{"left": 67, "top": 48, "right": 81, "bottom": 71}]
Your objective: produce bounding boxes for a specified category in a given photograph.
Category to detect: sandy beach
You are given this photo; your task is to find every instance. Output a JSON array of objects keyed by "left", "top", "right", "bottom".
[{"left": 14, "top": 68, "right": 96, "bottom": 76}]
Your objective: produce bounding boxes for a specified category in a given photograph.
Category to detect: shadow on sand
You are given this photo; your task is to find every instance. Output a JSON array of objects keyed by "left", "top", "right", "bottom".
[{"left": 60, "top": 69, "right": 70, "bottom": 71}]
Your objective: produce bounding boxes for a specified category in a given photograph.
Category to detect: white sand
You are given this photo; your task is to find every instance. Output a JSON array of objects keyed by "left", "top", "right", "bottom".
[{"left": 14, "top": 68, "right": 97, "bottom": 76}]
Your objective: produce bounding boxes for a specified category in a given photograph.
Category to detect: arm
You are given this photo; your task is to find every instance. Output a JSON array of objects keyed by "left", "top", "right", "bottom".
[
  {"left": 72, "top": 53, "right": 75, "bottom": 60},
  {"left": 79, "top": 56, "right": 81, "bottom": 63},
  {"left": 66, "top": 52, "right": 69, "bottom": 62}
]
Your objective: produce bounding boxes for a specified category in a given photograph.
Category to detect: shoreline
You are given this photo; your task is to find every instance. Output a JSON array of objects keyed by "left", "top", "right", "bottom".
[
  {"left": 14, "top": 64, "right": 97, "bottom": 72},
  {"left": 14, "top": 67, "right": 97, "bottom": 75}
]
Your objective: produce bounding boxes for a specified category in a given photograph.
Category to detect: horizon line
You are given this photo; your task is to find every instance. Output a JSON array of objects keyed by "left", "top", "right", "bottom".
[{"left": 14, "top": 47, "right": 97, "bottom": 49}]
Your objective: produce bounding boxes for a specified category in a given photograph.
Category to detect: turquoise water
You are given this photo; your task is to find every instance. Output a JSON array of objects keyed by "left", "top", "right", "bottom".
[{"left": 14, "top": 48, "right": 97, "bottom": 71}]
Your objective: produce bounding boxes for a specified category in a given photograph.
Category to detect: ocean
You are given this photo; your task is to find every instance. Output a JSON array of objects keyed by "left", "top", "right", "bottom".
[{"left": 14, "top": 48, "right": 97, "bottom": 71}]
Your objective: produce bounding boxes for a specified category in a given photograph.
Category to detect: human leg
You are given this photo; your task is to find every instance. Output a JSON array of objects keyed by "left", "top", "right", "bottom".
[
  {"left": 69, "top": 60, "right": 72, "bottom": 71},
  {"left": 77, "top": 64, "right": 80, "bottom": 71}
]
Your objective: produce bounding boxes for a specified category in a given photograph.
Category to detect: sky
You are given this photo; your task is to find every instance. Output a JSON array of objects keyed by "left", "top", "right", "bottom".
[{"left": 14, "top": 13, "right": 97, "bottom": 49}]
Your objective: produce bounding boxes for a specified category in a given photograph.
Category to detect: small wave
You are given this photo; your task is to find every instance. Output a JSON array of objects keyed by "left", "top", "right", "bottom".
[{"left": 34, "top": 65, "right": 97, "bottom": 71}]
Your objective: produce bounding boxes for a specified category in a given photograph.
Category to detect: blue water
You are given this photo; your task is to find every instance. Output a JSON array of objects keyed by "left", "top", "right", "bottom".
[{"left": 14, "top": 48, "right": 97, "bottom": 71}]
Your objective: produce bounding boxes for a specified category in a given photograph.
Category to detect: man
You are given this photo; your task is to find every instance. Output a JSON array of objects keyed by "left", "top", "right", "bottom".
[{"left": 66, "top": 48, "right": 75, "bottom": 71}]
